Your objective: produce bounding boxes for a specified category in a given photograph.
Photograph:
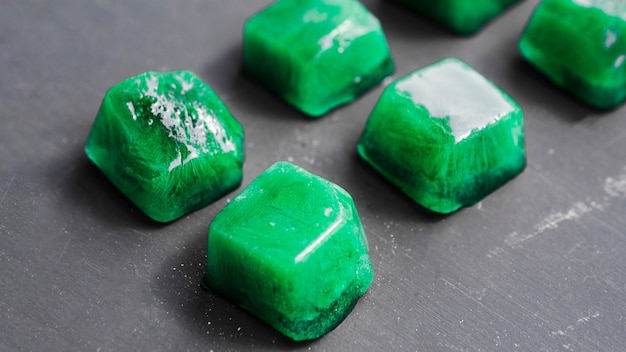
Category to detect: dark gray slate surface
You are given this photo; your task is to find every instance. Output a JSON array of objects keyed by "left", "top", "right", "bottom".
[{"left": 1, "top": 1, "right": 625, "bottom": 351}]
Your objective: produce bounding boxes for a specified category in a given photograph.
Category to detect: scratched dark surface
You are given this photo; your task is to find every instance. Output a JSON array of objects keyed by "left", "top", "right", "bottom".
[{"left": 1, "top": 0, "right": 625, "bottom": 351}]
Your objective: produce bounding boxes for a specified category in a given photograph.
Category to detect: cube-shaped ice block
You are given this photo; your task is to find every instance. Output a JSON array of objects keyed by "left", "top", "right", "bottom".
[
  {"left": 357, "top": 58, "right": 526, "bottom": 213},
  {"left": 519, "top": 0, "right": 626, "bottom": 108},
  {"left": 243, "top": 0, "right": 394, "bottom": 116},
  {"left": 84, "top": 71, "right": 245, "bottom": 222},
  {"left": 206, "top": 162, "right": 373, "bottom": 340}
]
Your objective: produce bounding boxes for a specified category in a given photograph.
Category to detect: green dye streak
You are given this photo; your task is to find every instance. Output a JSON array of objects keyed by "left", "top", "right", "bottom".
[
  {"left": 244, "top": 0, "right": 394, "bottom": 117},
  {"left": 84, "top": 71, "right": 245, "bottom": 222},
  {"left": 206, "top": 162, "right": 373, "bottom": 341},
  {"left": 519, "top": 0, "right": 626, "bottom": 108},
  {"left": 391, "top": 0, "right": 521, "bottom": 34},
  {"left": 358, "top": 58, "right": 526, "bottom": 214}
]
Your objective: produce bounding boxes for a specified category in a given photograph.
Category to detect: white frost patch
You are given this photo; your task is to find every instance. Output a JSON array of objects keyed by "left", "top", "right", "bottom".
[
  {"left": 486, "top": 246, "right": 507, "bottom": 258},
  {"left": 168, "top": 152, "right": 182, "bottom": 172},
  {"left": 534, "top": 202, "right": 595, "bottom": 233},
  {"left": 573, "top": 0, "right": 626, "bottom": 20},
  {"left": 497, "top": 166, "right": 626, "bottom": 253},
  {"left": 127, "top": 102, "right": 138, "bottom": 120},
  {"left": 317, "top": 19, "right": 370, "bottom": 55},
  {"left": 577, "top": 312, "right": 600, "bottom": 324},
  {"left": 615, "top": 55, "right": 625, "bottom": 69},
  {"left": 177, "top": 75, "right": 194, "bottom": 95},
  {"left": 137, "top": 73, "right": 236, "bottom": 171},
  {"left": 505, "top": 202, "right": 599, "bottom": 247},
  {"left": 302, "top": 8, "right": 328, "bottom": 23},
  {"left": 604, "top": 168, "right": 626, "bottom": 198},
  {"left": 605, "top": 29, "right": 617, "bottom": 48},
  {"left": 551, "top": 312, "right": 600, "bottom": 337}
]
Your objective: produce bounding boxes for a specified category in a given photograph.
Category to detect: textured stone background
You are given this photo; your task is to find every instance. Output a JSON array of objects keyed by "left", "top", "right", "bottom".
[{"left": 1, "top": 0, "right": 625, "bottom": 351}]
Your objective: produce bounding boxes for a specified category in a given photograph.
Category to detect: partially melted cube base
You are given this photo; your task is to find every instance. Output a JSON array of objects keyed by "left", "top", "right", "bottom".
[
  {"left": 519, "top": 0, "right": 626, "bottom": 109},
  {"left": 206, "top": 162, "right": 373, "bottom": 341},
  {"left": 391, "top": 0, "right": 521, "bottom": 34},
  {"left": 84, "top": 71, "right": 245, "bottom": 222},
  {"left": 244, "top": 0, "right": 394, "bottom": 116},
  {"left": 358, "top": 58, "right": 526, "bottom": 213}
]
